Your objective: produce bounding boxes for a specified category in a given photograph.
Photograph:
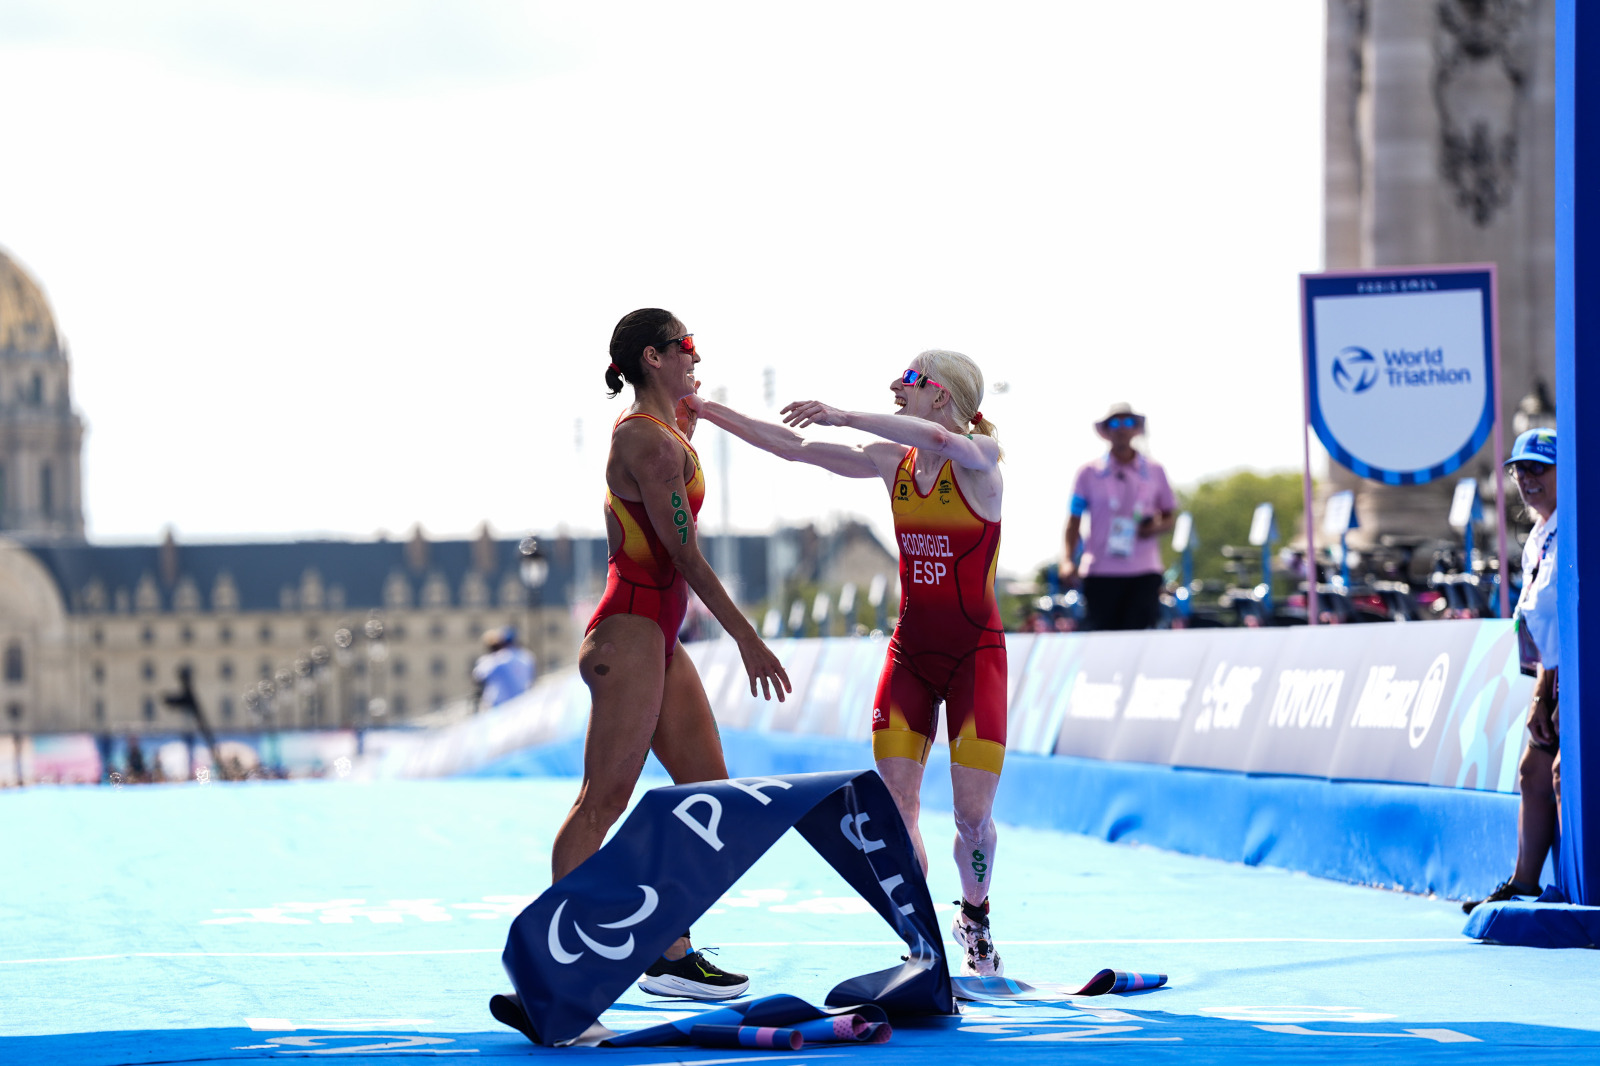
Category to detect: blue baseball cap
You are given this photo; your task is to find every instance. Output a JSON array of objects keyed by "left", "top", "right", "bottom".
[{"left": 1504, "top": 427, "right": 1557, "bottom": 466}]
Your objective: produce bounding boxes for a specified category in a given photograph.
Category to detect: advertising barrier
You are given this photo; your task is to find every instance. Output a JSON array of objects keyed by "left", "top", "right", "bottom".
[
  {"left": 3, "top": 620, "right": 1532, "bottom": 797},
  {"left": 682, "top": 619, "right": 1533, "bottom": 794}
]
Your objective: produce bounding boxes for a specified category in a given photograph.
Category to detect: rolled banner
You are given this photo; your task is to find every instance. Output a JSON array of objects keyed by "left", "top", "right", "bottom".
[
  {"left": 1074, "top": 969, "right": 1167, "bottom": 995},
  {"left": 689, "top": 1025, "right": 802, "bottom": 1050},
  {"left": 607, "top": 994, "right": 892, "bottom": 1048},
  {"left": 792, "top": 1013, "right": 892, "bottom": 1044}
]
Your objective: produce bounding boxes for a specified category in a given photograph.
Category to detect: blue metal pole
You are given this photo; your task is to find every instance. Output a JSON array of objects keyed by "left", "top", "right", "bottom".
[
  {"left": 1180, "top": 545, "right": 1193, "bottom": 619},
  {"left": 1555, "top": 0, "right": 1599, "bottom": 905},
  {"left": 1260, "top": 542, "right": 1273, "bottom": 618},
  {"left": 1339, "top": 532, "right": 1350, "bottom": 591}
]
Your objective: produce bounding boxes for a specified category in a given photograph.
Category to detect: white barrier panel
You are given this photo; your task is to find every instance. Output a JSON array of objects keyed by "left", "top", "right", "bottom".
[
  {"left": 16, "top": 622, "right": 1522, "bottom": 789},
  {"left": 683, "top": 620, "right": 1533, "bottom": 793}
]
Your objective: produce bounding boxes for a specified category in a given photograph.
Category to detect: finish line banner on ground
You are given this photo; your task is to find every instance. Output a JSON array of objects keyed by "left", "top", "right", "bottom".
[
  {"left": 500, "top": 769, "right": 952, "bottom": 1045},
  {"left": 683, "top": 620, "right": 1533, "bottom": 792}
]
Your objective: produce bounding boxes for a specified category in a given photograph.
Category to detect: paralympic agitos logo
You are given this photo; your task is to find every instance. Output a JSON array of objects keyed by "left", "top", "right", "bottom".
[
  {"left": 546, "top": 886, "right": 658, "bottom": 964},
  {"left": 1331, "top": 347, "right": 1379, "bottom": 393}
]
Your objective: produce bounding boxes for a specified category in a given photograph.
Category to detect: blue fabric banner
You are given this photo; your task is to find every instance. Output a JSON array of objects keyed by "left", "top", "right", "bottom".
[{"left": 499, "top": 769, "right": 953, "bottom": 1045}]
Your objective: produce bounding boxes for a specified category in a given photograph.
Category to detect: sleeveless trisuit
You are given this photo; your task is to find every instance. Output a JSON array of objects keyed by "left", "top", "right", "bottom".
[
  {"left": 585, "top": 412, "right": 706, "bottom": 662},
  {"left": 872, "top": 446, "right": 1008, "bottom": 774}
]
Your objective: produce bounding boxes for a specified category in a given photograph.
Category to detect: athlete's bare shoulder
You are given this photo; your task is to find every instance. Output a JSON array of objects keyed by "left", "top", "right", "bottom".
[
  {"left": 863, "top": 440, "right": 909, "bottom": 487},
  {"left": 612, "top": 414, "right": 688, "bottom": 487}
]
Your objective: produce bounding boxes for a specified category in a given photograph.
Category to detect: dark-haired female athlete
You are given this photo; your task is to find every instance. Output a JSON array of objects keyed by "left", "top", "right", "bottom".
[
  {"left": 552, "top": 308, "right": 791, "bottom": 1000},
  {"left": 693, "top": 348, "right": 1008, "bottom": 978}
]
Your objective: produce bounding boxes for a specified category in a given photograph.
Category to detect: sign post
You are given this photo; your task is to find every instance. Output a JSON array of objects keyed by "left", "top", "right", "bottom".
[
  {"left": 1323, "top": 489, "right": 1358, "bottom": 592},
  {"left": 1299, "top": 265, "right": 1508, "bottom": 623}
]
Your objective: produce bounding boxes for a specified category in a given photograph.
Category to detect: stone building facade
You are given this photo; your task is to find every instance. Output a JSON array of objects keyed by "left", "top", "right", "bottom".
[
  {"left": 1323, "top": 0, "right": 1555, "bottom": 546},
  {"left": 0, "top": 527, "right": 593, "bottom": 734}
]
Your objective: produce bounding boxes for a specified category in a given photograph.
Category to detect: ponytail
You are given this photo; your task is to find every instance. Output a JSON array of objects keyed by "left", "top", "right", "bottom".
[
  {"left": 606, "top": 308, "right": 680, "bottom": 398},
  {"left": 971, "top": 413, "right": 1004, "bottom": 460}
]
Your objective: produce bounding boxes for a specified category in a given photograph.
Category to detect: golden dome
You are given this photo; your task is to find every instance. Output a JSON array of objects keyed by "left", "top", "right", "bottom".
[{"left": 0, "top": 247, "right": 61, "bottom": 356}]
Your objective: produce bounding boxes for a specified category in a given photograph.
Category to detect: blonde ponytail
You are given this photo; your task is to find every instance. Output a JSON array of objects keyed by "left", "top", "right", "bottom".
[{"left": 918, "top": 348, "right": 1005, "bottom": 460}]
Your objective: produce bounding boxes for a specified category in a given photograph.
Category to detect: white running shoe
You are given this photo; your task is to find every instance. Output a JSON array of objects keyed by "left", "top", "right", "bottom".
[{"left": 951, "top": 898, "right": 1004, "bottom": 977}]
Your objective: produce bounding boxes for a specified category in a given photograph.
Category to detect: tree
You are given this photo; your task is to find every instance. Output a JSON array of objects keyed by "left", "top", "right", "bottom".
[{"left": 1169, "top": 469, "right": 1308, "bottom": 590}]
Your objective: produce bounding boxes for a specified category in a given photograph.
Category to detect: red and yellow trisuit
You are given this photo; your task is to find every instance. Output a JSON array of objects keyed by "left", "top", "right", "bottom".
[
  {"left": 872, "top": 446, "right": 1008, "bottom": 775},
  {"left": 585, "top": 411, "right": 705, "bottom": 664}
]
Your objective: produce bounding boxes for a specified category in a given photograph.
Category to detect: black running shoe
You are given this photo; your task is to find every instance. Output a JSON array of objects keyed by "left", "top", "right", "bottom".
[
  {"left": 637, "top": 949, "right": 750, "bottom": 1000},
  {"left": 951, "top": 898, "right": 1004, "bottom": 977},
  {"left": 1462, "top": 878, "right": 1539, "bottom": 914}
]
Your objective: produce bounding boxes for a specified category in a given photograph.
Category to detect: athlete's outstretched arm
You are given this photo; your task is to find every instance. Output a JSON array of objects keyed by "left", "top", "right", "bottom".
[
  {"left": 618, "top": 422, "right": 792, "bottom": 701},
  {"left": 781, "top": 401, "right": 999, "bottom": 472},
  {"left": 694, "top": 398, "right": 901, "bottom": 482}
]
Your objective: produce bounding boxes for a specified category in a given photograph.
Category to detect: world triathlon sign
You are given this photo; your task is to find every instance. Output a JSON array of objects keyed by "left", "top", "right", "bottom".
[{"left": 1300, "top": 265, "right": 1499, "bottom": 485}]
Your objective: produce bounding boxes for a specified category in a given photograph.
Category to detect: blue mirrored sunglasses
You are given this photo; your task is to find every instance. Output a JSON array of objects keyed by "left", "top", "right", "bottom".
[{"left": 1104, "top": 416, "right": 1143, "bottom": 430}]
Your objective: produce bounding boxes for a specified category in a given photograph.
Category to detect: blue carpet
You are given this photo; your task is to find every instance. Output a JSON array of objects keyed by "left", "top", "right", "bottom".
[{"left": 3, "top": 778, "right": 1599, "bottom": 1064}]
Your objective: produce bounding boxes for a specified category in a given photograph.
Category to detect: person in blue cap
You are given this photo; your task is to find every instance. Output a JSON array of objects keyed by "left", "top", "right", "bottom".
[{"left": 1464, "top": 427, "right": 1560, "bottom": 914}]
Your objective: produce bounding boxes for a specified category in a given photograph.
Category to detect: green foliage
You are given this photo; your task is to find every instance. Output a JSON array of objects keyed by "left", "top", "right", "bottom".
[{"left": 1168, "top": 469, "right": 1308, "bottom": 590}]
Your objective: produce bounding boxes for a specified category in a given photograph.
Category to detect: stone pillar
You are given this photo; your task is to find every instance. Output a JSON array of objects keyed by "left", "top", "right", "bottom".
[{"left": 1322, "top": 0, "right": 1555, "bottom": 557}]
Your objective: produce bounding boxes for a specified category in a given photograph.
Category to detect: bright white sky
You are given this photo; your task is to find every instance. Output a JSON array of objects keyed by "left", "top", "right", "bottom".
[{"left": 0, "top": 1, "right": 1325, "bottom": 578}]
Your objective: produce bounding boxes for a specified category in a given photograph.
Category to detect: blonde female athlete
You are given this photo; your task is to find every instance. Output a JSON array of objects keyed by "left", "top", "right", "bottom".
[
  {"left": 692, "top": 350, "right": 1007, "bottom": 977},
  {"left": 554, "top": 308, "right": 792, "bottom": 999}
]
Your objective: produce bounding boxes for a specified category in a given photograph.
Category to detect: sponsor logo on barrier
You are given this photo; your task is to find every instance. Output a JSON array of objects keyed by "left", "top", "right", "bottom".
[
  {"left": 1265, "top": 669, "right": 1343, "bottom": 730},
  {"left": 1193, "top": 663, "right": 1263, "bottom": 732},
  {"left": 1067, "top": 672, "right": 1123, "bottom": 720},
  {"left": 547, "top": 886, "right": 658, "bottom": 964},
  {"left": 1349, "top": 653, "right": 1450, "bottom": 749},
  {"left": 1121, "top": 675, "right": 1193, "bottom": 722}
]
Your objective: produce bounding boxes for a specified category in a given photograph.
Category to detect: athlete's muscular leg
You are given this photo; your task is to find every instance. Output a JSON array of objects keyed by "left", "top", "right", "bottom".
[
  {"left": 551, "top": 614, "right": 666, "bottom": 883},
  {"left": 649, "top": 643, "right": 733, "bottom": 962},
  {"left": 875, "top": 756, "right": 930, "bottom": 875},
  {"left": 652, "top": 644, "right": 730, "bottom": 784},
  {"left": 951, "top": 765, "right": 1000, "bottom": 906}
]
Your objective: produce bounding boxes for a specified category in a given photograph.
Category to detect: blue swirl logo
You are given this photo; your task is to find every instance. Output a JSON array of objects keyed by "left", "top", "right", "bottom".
[{"left": 1331, "top": 347, "right": 1379, "bottom": 393}]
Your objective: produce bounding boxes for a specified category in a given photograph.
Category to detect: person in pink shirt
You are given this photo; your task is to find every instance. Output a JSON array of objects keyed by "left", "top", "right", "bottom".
[{"left": 1060, "top": 403, "right": 1176, "bottom": 630}]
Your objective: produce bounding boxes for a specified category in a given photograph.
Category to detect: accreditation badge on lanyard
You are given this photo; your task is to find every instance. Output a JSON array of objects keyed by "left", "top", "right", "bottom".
[
  {"left": 1106, "top": 468, "right": 1138, "bottom": 557},
  {"left": 1515, "top": 616, "right": 1541, "bottom": 678}
]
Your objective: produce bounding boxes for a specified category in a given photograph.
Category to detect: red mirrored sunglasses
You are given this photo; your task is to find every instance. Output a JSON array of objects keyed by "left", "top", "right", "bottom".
[{"left": 659, "top": 333, "right": 695, "bottom": 355}]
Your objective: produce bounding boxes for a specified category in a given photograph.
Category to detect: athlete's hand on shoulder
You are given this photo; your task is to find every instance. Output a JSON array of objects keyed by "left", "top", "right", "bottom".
[
  {"left": 675, "top": 381, "right": 703, "bottom": 438},
  {"left": 781, "top": 400, "right": 847, "bottom": 429},
  {"left": 738, "top": 632, "right": 792, "bottom": 702}
]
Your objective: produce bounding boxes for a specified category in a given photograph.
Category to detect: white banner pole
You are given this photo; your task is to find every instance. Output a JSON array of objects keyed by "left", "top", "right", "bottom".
[
  {"left": 1490, "top": 267, "right": 1511, "bottom": 618},
  {"left": 1299, "top": 274, "right": 1319, "bottom": 626}
]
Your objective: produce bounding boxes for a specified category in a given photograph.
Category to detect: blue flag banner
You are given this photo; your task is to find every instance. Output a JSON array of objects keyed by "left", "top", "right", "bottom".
[{"left": 499, "top": 769, "right": 953, "bottom": 1045}]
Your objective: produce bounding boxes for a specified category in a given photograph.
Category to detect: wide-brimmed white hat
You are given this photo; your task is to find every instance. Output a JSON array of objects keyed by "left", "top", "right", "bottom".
[{"left": 1095, "top": 402, "right": 1146, "bottom": 439}]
